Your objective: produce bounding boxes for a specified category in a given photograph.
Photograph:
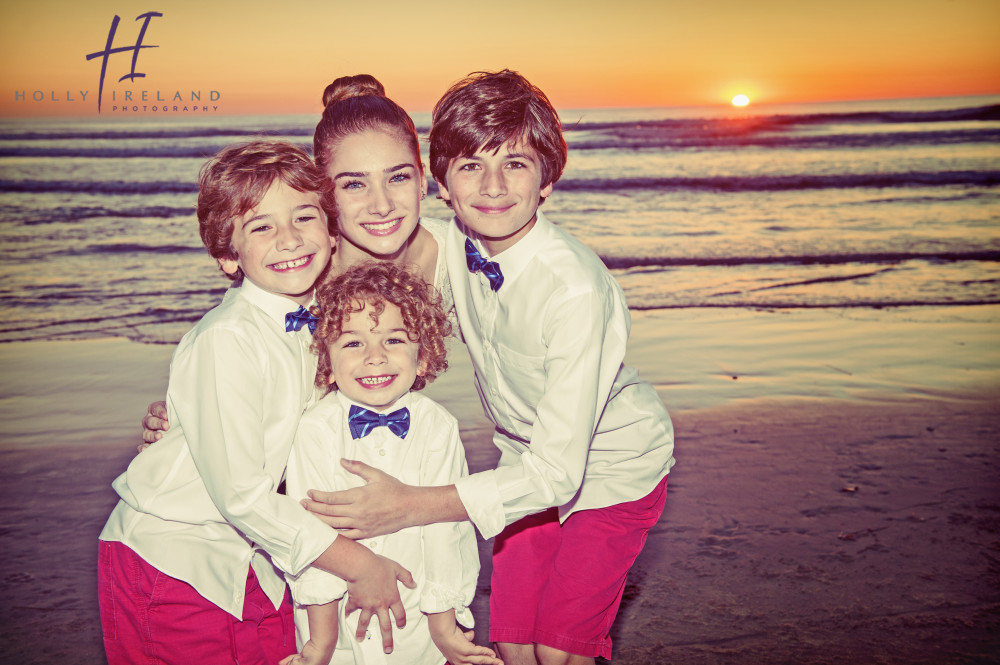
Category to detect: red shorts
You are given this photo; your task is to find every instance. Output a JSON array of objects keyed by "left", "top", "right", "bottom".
[
  {"left": 98, "top": 540, "right": 295, "bottom": 665},
  {"left": 489, "top": 476, "right": 667, "bottom": 660}
]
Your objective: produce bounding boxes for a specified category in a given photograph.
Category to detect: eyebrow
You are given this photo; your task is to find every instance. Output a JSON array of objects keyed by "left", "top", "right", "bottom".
[
  {"left": 332, "top": 162, "right": 415, "bottom": 181},
  {"left": 241, "top": 203, "right": 320, "bottom": 229},
  {"left": 458, "top": 151, "right": 535, "bottom": 162},
  {"left": 339, "top": 326, "right": 410, "bottom": 336}
]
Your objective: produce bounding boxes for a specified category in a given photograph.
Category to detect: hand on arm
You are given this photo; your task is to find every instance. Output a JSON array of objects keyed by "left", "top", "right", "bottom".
[
  {"left": 428, "top": 611, "right": 503, "bottom": 665},
  {"left": 279, "top": 600, "right": 339, "bottom": 665},
  {"left": 301, "top": 459, "right": 468, "bottom": 539},
  {"left": 138, "top": 400, "right": 168, "bottom": 452},
  {"left": 310, "top": 537, "right": 415, "bottom": 653},
  {"left": 288, "top": 422, "right": 418, "bottom": 653}
]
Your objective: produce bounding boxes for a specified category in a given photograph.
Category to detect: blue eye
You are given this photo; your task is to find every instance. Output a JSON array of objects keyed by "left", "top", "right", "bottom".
[
  {"left": 249, "top": 224, "right": 271, "bottom": 233},
  {"left": 341, "top": 180, "right": 364, "bottom": 190},
  {"left": 295, "top": 214, "right": 317, "bottom": 224},
  {"left": 389, "top": 172, "right": 412, "bottom": 184},
  {"left": 342, "top": 340, "right": 361, "bottom": 348}
]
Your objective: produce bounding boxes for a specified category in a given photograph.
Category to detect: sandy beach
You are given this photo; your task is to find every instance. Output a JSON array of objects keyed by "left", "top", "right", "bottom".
[{"left": 1, "top": 307, "right": 998, "bottom": 664}]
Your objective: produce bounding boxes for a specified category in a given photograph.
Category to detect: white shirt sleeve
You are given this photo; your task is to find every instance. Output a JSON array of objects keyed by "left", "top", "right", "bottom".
[
  {"left": 456, "top": 286, "right": 626, "bottom": 538},
  {"left": 283, "top": 415, "right": 348, "bottom": 605},
  {"left": 169, "top": 325, "right": 336, "bottom": 577}
]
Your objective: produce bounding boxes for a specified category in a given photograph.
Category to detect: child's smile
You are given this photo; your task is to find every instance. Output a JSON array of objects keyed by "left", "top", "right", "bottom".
[
  {"left": 358, "top": 374, "right": 396, "bottom": 388},
  {"left": 325, "top": 301, "right": 424, "bottom": 411},
  {"left": 269, "top": 255, "right": 315, "bottom": 271}
]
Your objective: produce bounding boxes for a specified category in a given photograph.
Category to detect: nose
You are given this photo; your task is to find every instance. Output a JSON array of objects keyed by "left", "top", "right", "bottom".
[
  {"left": 275, "top": 221, "right": 303, "bottom": 251},
  {"left": 368, "top": 182, "right": 396, "bottom": 216},
  {"left": 364, "top": 344, "right": 387, "bottom": 365},
  {"left": 480, "top": 166, "right": 506, "bottom": 198}
]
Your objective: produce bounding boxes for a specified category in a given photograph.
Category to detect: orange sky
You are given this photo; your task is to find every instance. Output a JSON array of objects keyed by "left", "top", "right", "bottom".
[{"left": 0, "top": 0, "right": 998, "bottom": 117}]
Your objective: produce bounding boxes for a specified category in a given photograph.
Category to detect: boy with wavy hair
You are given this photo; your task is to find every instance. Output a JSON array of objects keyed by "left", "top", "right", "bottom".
[{"left": 99, "top": 141, "right": 413, "bottom": 664}]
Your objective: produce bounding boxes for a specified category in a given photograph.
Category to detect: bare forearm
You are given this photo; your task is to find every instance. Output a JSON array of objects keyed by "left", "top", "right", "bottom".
[
  {"left": 310, "top": 535, "right": 378, "bottom": 582},
  {"left": 427, "top": 609, "right": 457, "bottom": 641},
  {"left": 406, "top": 483, "right": 468, "bottom": 528},
  {"left": 305, "top": 601, "right": 339, "bottom": 655}
]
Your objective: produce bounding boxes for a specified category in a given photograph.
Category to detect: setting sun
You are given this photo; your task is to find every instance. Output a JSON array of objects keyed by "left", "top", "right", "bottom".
[{"left": 731, "top": 94, "right": 750, "bottom": 107}]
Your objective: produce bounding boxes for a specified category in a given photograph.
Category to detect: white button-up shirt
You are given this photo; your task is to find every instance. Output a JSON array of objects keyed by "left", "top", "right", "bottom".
[
  {"left": 100, "top": 279, "right": 337, "bottom": 617},
  {"left": 285, "top": 391, "right": 478, "bottom": 665},
  {"left": 446, "top": 211, "right": 675, "bottom": 539}
]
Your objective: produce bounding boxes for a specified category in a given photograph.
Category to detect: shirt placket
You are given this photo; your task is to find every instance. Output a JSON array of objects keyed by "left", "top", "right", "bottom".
[
  {"left": 364, "top": 428, "right": 392, "bottom": 556},
  {"left": 477, "top": 277, "right": 503, "bottom": 403}
]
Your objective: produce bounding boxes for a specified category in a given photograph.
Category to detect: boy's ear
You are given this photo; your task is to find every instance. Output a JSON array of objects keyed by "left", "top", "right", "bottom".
[
  {"left": 218, "top": 257, "right": 240, "bottom": 277},
  {"left": 541, "top": 182, "right": 554, "bottom": 199},
  {"left": 435, "top": 179, "right": 451, "bottom": 204},
  {"left": 416, "top": 357, "right": 428, "bottom": 377}
]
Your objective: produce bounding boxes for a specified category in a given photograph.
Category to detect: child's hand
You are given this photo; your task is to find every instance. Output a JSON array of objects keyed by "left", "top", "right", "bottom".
[
  {"left": 430, "top": 616, "right": 503, "bottom": 665},
  {"left": 278, "top": 638, "right": 334, "bottom": 665},
  {"left": 343, "top": 553, "right": 415, "bottom": 653},
  {"left": 139, "top": 400, "right": 168, "bottom": 452}
]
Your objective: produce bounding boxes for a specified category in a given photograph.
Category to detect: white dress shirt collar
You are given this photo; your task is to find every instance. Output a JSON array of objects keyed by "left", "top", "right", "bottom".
[
  {"left": 459, "top": 210, "right": 554, "bottom": 290},
  {"left": 239, "top": 278, "right": 316, "bottom": 330}
]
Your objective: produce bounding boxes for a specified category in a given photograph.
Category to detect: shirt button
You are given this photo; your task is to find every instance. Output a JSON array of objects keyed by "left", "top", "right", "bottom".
[{"left": 378, "top": 449, "right": 386, "bottom": 456}]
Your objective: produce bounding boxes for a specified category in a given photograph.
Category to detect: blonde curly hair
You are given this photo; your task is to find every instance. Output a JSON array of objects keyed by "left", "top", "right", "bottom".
[{"left": 312, "top": 261, "right": 451, "bottom": 394}]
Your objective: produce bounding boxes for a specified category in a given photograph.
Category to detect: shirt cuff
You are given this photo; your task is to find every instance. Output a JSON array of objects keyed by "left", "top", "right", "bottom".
[
  {"left": 281, "top": 517, "right": 338, "bottom": 577},
  {"left": 454, "top": 470, "right": 505, "bottom": 539},
  {"left": 419, "top": 581, "right": 475, "bottom": 628},
  {"left": 285, "top": 566, "right": 347, "bottom": 606}
]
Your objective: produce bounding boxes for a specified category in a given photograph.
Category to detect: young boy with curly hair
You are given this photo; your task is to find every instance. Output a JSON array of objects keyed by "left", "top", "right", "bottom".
[{"left": 282, "top": 261, "right": 500, "bottom": 665}]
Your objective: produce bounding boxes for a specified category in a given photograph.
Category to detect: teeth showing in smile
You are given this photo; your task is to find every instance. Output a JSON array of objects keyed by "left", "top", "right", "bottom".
[
  {"left": 359, "top": 375, "right": 393, "bottom": 387},
  {"left": 362, "top": 219, "right": 401, "bottom": 232},
  {"left": 271, "top": 255, "right": 311, "bottom": 270}
]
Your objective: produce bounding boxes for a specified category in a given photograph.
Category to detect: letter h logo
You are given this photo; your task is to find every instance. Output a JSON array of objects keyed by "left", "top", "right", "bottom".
[{"left": 85, "top": 12, "right": 163, "bottom": 113}]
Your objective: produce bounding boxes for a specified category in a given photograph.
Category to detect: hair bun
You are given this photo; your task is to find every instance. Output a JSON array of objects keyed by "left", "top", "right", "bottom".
[{"left": 322, "top": 75, "right": 387, "bottom": 108}]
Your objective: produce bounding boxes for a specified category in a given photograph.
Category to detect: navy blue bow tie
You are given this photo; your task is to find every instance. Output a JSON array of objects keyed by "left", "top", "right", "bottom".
[
  {"left": 285, "top": 305, "right": 318, "bottom": 333},
  {"left": 465, "top": 238, "right": 504, "bottom": 291},
  {"left": 348, "top": 405, "right": 410, "bottom": 440}
]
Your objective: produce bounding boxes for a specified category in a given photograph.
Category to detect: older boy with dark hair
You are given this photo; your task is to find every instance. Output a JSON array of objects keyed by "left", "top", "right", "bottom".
[{"left": 307, "top": 70, "right": 675, "bottom": 665}]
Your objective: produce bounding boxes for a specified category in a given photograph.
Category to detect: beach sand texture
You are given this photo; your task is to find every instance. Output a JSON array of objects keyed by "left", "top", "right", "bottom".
[{"left": 1, "top": 307, "right": 998, "bottom": 664}]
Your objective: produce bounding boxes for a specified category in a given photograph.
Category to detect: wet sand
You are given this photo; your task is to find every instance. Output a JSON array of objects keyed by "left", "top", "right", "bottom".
[{"left": 1, "top": 307, "right": 998, "bottom": 664}]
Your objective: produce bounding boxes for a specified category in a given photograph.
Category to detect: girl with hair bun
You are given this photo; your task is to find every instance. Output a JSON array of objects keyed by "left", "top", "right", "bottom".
[{"left": 313, "top": 74, "right": 453, "bottom": 314}]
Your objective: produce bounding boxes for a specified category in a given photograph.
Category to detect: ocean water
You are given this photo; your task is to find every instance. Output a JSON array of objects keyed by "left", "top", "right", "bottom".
[{"left": 0, "top": 96, "right": 998, "bottom": 345}]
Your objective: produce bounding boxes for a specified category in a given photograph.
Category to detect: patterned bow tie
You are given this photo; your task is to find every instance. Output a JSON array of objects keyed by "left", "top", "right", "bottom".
[
  {"left": 465, "top": 238, "right": 504, "bottom": 291},
  {"left": 285, "top": 305, "right": 319, "bottom": 333},
  {"left": 348, "top": 404, "right": 410, "bottom": 440}
]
